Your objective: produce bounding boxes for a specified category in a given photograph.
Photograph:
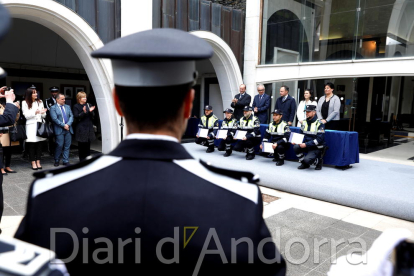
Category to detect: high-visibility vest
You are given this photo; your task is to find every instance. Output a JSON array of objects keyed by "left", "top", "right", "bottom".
[
  {"left": 268, "top": 121, "right": 288, "bottom": 135},
  {"left": 301, "top": 119, "right": 322, "bottom": 135},
  {"left": 201, "top": 115, "right": 218, "bottom": 129},
  {"left": 221, "top": 119, "right": 237, "bottom": 129},
  {"left": 239, "top": 116, "right": 257, "bottom": 130}
]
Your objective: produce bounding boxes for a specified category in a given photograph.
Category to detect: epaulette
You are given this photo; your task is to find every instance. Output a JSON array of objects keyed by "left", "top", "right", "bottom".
[
  {"left": 199, "top": 159, "right": 259, "bottom": 184},
  {"left": 213, "top": 115, "right": 218, "bottom": 119},
  {"left": 33, "top": 154, "right": 103, "bottom": 179}
]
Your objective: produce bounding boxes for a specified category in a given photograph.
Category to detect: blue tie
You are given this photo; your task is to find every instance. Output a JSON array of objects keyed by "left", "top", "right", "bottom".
[{"left": 60, "top": 105, "right": 68, "bottom": 124}]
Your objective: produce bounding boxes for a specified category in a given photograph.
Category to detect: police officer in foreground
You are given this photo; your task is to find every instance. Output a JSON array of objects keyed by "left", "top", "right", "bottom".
[
  {"left": 44, "top": 86, "right": 59, "bottom": 155},
  {"left": 293, "top": 105, "right": 325, "bottom": 170},
  {"left": 0, "top": 4, "right": 22, "bottom": 235},
  {"left": 217, "top": 108, "right": 237, "bottom": 157},
  {"left": 234, "top": 106, "right": 261, "bottom": 160},
  {"left": 195, "top": 105, "right": 218, "bottom": 153},
  {"left": 260, "top": 109, "right": 291, "bottom": 166},
  {"left": 15, "top": 29, "right": 286, "bottom": 275}
]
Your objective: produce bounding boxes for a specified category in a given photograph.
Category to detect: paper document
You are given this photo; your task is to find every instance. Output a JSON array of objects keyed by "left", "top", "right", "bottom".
[
  {"left": 289, "top": 132, "right": 305, "bottom": 144},
  {"left": 262, "top": 142, "right": 274, "bottom": 153},
  {"left": 197, "top": 128, "right": 209, "bottom": 138},
  {"left": 217, "top": 129, "right": 228, "bottom": 139},
  {"left": 234, "top": 130, "right": 247, "bottom": 140}
]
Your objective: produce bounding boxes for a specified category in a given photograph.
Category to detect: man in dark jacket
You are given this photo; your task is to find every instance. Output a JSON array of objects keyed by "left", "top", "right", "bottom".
[
  {"left": 234, "top": 106, "right": 261, "bottom": 160},
  {"left": 274, "top": 85, "right": 297, "bottom": 126},
  {"left": 15, "top": 29, "right": 287, "bottom": 276},
  {"left": 195, "top": 105, "right": 219, "bottom": 153},
  {"left": 217, "top": 108, "right": 237, "bottom": 157},
  {"left": 231, "top": 84, "right": 251, "bottom": 120},
  {"left": 44, "top": 86, "right": 59, "bottom": 156},
  {"left": 252, "top": 84, "right": 270, "bottom": 123}
]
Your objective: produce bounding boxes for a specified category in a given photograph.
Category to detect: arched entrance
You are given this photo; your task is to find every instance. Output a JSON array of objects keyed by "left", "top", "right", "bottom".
[
  {"left": 3, "top": 0, "right": 119, "bottom": 153},
  {"left": 191, "top": 31, "right": 243, "bottom": 111}
]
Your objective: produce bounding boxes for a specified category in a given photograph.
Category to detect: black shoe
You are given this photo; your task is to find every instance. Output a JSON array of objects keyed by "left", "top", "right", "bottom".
[
  {"left": 5, "top": 169, "right": 17, "bottom": 173},
  {"left": 54, "top": 161, "right": 59, "bottom": 167},
  {"left": 315, "top": 160, "right": 323, "bottom": 170},
  {"left": 224, "top": 151, "right": 231, "bottom": 157},
  {"left": 206, "top": 147, "right": 215, "bottom": 153},
  {"left": 31, "top": 167, "right": 38, "bottom": 170},
  {"left": 276, "top": 160, "right": 284, "bottom": 166},
  {"left": 2, "top": 172, "right": 7, "bottom": 175},
  {"left": 272, "top": 158, "right": 277, "bottom": 162},
  {"left": 63, "top": 162, "right": 70, "bottom": 166},
  {"left": 298, "top": 163, "right": 310, "bottom": 170},
  {"left": 37, "top": 167, "right": 43, "bottom": 170},
  {"left": 246, "top": 155, "right": 255, "bottom": 160}
]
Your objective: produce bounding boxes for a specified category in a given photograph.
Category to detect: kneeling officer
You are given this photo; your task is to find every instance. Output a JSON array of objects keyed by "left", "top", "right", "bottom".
[
  {"left": 293, "top": 105, "right": 325, "bottom": 170},
  {"left": 260, "top": 109, "right": 291, "bottom": 166},
  {"left": 195, "top": 105, "right": 219, "bottom": 152},
  {"left": 217, "top": 108, "right": 238, "bottom": 157}
]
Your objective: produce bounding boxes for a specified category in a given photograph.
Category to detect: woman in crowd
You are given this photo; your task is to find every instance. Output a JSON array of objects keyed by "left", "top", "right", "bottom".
[
  {"left": 317, "top": 82, "right": 341, "bottom": 130},
  {"left": 22, "top": 86, "right": 47, "bottom": 170},
  {"left": 73, "top": 91, "right": 96, "bottom": 162},
  {"left": 0, "top": 98, "right": 20, "bottom": 175},
  {"left": 296, "top": 89, "right": 317, "bottom": 127}
]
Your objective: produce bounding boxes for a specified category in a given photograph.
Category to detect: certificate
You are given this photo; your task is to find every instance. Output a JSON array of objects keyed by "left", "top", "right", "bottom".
[
  {"left": 261, "top": 142, "right": 274, "bottom": 153},
  {"left": 197, "top": 128, "right": 209, "bottom": 138},
  {"left": 234, "top": 130, "right": 247, "bottom": 140},
  {"left": 217, "top": 129, "right": 228, "bottom": 139},
  {"left": 289, "top": 132, "right": 305, "bottom": 144}
]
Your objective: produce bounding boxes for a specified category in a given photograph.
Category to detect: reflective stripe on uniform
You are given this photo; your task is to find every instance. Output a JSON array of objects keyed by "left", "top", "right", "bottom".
[{"left": 173, "top": 159, "right": 259, "bottom": 204}]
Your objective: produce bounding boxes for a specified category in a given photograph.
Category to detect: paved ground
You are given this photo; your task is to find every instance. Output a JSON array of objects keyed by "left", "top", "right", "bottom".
[{"left": 1, "top": 147, "right": 413, "bottom": 275}]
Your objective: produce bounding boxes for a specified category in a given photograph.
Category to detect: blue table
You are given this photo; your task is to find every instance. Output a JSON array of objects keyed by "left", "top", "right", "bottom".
[{"left": 188, "top": 120, "right": 359, "bottom": 167}]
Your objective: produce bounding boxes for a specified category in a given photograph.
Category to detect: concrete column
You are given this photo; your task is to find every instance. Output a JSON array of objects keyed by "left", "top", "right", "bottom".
[
  {"left": 243, "top": 0, "right": 261, "bottom": 103},
  {"left": 121, "top": 0, "right": 152, "bottom": 37}
]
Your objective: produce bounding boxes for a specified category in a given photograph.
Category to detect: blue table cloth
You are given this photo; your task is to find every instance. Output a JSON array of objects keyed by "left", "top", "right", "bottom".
[{"left": 188, "top": 119, "right": 359, "bottom": 167}]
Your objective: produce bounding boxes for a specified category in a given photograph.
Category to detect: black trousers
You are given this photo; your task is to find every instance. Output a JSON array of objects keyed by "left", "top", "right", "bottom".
[
  {"left": 195, "top": 137, "right": 214, "bottom": 149},
  {"left": 48, "top": 136, "right": 55, "bottom": 154},
  {"left": 325, "top": 120, "right": 339, "bottom": 130},
  {"left": 234, "top": 137, "right": 261, "bottom": 155},
  {"left": 26, "top": 142, "right": 43, "bottom": 162},
  {"left": 293, "top": 144, "right": 321, "bottom": 165},
  {"left": 78, "top": 141, "right": 91, "bottom": 162},
  {"left": 0, "top": 146, "right": 11, "bottom": 168},
  {"left": 217, "top": 136, "right": 235, "bottom": 151},
  {"left": 0, "top": 173, "right": 3, "bottom": 224},
  {"left": 273, "top": 143, "right": 289, "bottom": 160}
]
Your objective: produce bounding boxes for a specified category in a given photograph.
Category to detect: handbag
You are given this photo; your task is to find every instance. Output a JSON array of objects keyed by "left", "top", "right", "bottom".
[
  {"left": 9, "top": 124, "right": 27, "bottom": 141},
  {"left": 37, "top": 119, "right": 54, "bottom": 138}
]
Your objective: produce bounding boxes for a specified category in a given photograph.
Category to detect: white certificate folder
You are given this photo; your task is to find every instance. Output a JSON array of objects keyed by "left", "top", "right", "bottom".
[
  {"left": 262, "top": 142, "right": 274, "bottom": 153},
  {"left": 234, "top": 130, "right": 247, "bottom": 140},
  {"left": 197, "top": 128, "right": 209, "bottom": 137},
  {"left": 289, "top": 132, "right": 305, "bottom": 144},
  {"left": 217, "top": 129, "right": 228, "bottom": 139}
]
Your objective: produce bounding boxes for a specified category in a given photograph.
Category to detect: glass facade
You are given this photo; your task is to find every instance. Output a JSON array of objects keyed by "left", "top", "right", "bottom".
[{"left": 261, "top": 0, "right": 414, "bottom": 64}]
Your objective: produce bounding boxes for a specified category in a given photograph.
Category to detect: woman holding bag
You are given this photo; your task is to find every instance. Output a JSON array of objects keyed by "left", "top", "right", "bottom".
[
  {"left": 73, "top": 91, "right": 96, "bottom": 161},
  {"left": 22, "top": 86, "right": 47, "bottom": 170}
]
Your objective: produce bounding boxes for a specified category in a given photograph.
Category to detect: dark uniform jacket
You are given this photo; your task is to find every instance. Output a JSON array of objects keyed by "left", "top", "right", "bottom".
[
  {"left": 274, "top": 95, "right": 297, "bottom": 124},
  {"left": 44, "top": 97, "right": 56, "bottom": 121},
  {"left": 231, "top": 93, "right": 252, "bottom": 120},
  {"left": 15, "top": 135, "right": 286, "bottom": 276},
  {"left": 0, "top": 103, "right": 19, "bottom": 127},
  {"left": 252, "top": 94, "right": 271, "bottom": 123},
  {"left": 198, "top": 113, "right": 219, "bottom": 138},
  {"left": 238, "top": 115, "right": 261, "bottom": 139},
  {"left": 300, "top": 116, "right": 325, "bottom": 148},
  {"left": 73, "top": 103, "right": 96, "bottom": 143},
  {"left": 220, "top": 117, "right": 237, "bottom": 137},
  {"left": 263, "top": 120, "right": 291, "bottom": 145}
]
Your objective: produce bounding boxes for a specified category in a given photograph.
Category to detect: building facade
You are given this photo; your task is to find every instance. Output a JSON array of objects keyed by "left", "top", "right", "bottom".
[{"left": 0, "top": 0, "right": 413, "bottom": 158}]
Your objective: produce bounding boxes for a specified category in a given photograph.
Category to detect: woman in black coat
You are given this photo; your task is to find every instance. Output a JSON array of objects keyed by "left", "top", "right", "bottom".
[{"left": 73, "top": 92, "right": 96, "bottom": 161}]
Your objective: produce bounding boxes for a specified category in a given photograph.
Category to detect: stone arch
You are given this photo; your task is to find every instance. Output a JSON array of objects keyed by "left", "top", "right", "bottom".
[
  {"left": 191, "top": 31, "right": 243, "bottom": 112},
  {"left": 3, "top": 0, "right": 118, "bottom": 153}
]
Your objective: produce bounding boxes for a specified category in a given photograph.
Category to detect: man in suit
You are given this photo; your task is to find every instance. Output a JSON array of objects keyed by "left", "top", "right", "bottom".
[
  {"left": 44, "top": 86, "right": 59, "bottom": 156},
  {"left": 274, "top": 85, "right": 297, "bottom": 126},
  {"left": 15, "top": 29, "right": 286, "bottom": 276},
  {"left": 231, "top": 84, "right": 251, "bottom": 120},
  {"left": 50, "top": 93, "right": 73, "bottom": 166},
  {"left": 252, "top": 84, "right": 270, "bottom": 123}
]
